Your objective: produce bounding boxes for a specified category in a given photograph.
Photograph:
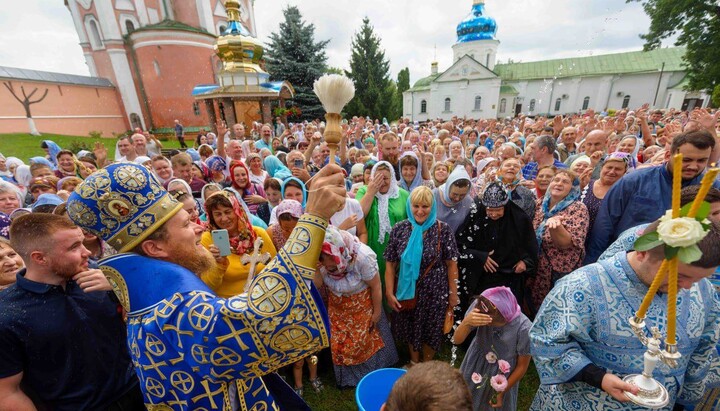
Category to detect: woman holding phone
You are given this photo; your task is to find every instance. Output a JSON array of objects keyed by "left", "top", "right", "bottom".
[{"left": 200, "top": 191, "right": 276, "bottom": 297}]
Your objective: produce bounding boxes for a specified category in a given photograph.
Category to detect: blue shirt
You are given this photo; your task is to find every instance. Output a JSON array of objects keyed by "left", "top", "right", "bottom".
[
  {"left": 0, "top": 270, "right": 137, "bottom": 410},
  {"left": 522, "top": 160, "right": 568, "bottom": 180},
  {"left": 585, "top": 164, "right": 720, "bottom": 263}
]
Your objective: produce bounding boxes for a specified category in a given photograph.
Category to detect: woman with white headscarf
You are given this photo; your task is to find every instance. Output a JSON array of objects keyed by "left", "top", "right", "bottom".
[
  {"left": 356, "top": 161, "right": 409, "bottom": 307},
  {"left": 433, "top": 165, "right": 473, "bottom": 234}
]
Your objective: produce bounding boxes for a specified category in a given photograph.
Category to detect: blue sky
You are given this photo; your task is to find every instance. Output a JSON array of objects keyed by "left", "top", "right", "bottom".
[{"left": 0, "top": 0, "right": 676, "bottom": 85}]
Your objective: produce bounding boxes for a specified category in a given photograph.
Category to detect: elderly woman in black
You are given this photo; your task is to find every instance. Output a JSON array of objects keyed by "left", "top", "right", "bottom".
[{"left": 456, "top": 182, "right": 537, "bottom": 314}]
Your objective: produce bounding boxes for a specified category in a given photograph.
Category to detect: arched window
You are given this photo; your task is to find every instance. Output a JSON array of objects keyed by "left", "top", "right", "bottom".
[
  {"left": 474, "top": 96, "right": 482, "bottom": 111},
  {"left": 193, "top": 102, "right": 201, "bottom": 116},
  {"left": 125, "top": 20, "right": 135, "bottom": 33},
  {"left": 444, "top": 98, "right": 451, "bottom": 112},
  {"left": 85, "top": 17, "right": 104, "bottom": 50},
  {"left": 622, "top": 95, "right": 631, "bottom": 109},
  {"left": 499, "top": 98, "right": 506, "bottom": 113},
  {"left": 130, "top": 113, "right": 142, "bottom": 130},
  {"left": 554, "top": 98, "right": 562, "bottom": 112},
  {"left": 153, "top": 60, "right": 161, "bottom": 76},
  {"left": 582, "top": 96, "right": 590, "bottom": 111},
  {"left": 420, "top": 100, "right": 427, "bottom": 113},
  {"left": 529, "top": 99, "right": 536, "bottom": 112}
]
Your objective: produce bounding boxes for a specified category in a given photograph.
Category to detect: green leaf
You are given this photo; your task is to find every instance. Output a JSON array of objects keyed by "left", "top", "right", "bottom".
[
  {"left": 665, "top": 246, "right": 679, "bottom": 260},
  {"left": 634, "top": 231, "right": 663, "bottom": 251},
  {"left": 695, "top": 201, "right": 711, "bottom": 220},
  {"left": 678, "top": 244, "right": 703, "bottom": 264},
  {"left": 680, "top": 202, "right": 693, "bottom": 217}
]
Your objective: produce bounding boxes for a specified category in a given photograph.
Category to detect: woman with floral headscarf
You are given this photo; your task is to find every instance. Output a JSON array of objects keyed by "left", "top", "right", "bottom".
[
  {"left": 528, "top": 169, "right": 588, "bottom": 314},
  {"left": 200, "top": 191, "right": 276, "bottom": 297},
  {"left": 356, "top": 161, "right": 409, "bottom": 305},
  {"left": 313, "top": 226, "right": 398, "bottom": 388},
  {"left": 454, "top": 286, "right": 532, "bottom": 411}
]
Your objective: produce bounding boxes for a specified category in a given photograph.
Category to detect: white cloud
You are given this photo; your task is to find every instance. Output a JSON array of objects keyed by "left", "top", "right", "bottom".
[{"left": 0, "top": 0, "right": 675, "bottom": 86}]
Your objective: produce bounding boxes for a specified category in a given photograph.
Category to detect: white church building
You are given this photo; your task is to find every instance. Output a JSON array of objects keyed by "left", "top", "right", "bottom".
[{"left": 403, "top": 0, "right": 710, "bottom": 121}]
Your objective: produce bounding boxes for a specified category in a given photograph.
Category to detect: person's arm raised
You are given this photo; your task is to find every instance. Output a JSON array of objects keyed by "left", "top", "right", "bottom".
[{"left": 216, "top": 121, "right": 228, "bottom": 160}]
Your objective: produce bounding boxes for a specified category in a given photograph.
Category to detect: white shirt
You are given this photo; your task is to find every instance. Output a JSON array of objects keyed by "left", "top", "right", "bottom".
[{"left": 330, "top": 198, "right": 364, "bottom": 237}]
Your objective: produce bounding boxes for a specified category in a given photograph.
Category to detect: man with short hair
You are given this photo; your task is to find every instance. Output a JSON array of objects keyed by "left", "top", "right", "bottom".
[
  {"left": 521, "top": 135, "right": 567, "bottom": 180},
  {"left": 117, "top": 136, "right": 137, "bottom": 162},
  {"left": 565, "top": 129, "right": 608, "bottom": 179},
  {"left": 232, "top": 123, "right": 246, "bottom": 140},
  {"left": 586, "top": 130, "right": 720, "bottom": 263},
  {"left": 380, "top": 132, "right": 401, "bottom": 179},
  {"left": 174, "top": 119, "right": 187, "bottom": 149},
  {"left": 557, "top": 127, "right": 578, "bottom": 162},
  {"left": 168, "top": 152, "right": 205, "bottom": 194},
  {"left": 66, "top": 161, "right": 348, "bottom": 410},
  {"left": 0, "top": 213, "right": 142, "bottom": 410},
  {"left": 256, "top": 124, "right": 273, "bottom": 152},
  {"left": 287, "top": 150, "right": 311, "bottom": 183},
  {"left": 131, "top": 133, "right": 148, "bottom": 157},
  {"left": 531, "top": 219, "right": 720, "bottom": 410}
]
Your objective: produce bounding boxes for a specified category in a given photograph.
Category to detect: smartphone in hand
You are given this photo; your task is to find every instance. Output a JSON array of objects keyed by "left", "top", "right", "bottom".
[{"left": 211, "top": 229, "right": 232, "bottom": 257}]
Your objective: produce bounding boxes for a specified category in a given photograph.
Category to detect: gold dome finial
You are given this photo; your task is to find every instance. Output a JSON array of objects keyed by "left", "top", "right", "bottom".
[{"left": 215, "top": 0, "right": 265, "bottom": 73}]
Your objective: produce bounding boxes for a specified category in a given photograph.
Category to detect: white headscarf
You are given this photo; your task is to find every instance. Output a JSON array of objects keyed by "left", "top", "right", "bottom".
[{"left": 371, "top": 161, "right": 399, "bottom": 244}]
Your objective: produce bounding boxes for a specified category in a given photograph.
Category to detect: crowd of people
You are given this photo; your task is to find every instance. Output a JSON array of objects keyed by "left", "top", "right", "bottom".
[{"left": 0, "top": 103, "right": 719, "bottom": 411}]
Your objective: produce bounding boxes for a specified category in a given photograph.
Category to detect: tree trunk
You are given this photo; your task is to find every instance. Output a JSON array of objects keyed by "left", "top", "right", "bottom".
[{"left": 27, "top": 117, "right": 40, "bottom": 136}]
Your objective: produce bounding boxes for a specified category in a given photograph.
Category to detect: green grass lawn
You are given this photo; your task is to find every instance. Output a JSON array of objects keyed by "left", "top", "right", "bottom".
[
  {"left": 298, "top": 340, "right": 539, "bottom": 411},
  {"left": 0, "top": 133, "right": 182, "bottom": 160}
]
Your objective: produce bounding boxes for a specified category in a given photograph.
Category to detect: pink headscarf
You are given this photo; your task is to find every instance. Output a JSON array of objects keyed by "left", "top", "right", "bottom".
[{"left": 481, "top": 286, "right": 521, "bottom": 323}]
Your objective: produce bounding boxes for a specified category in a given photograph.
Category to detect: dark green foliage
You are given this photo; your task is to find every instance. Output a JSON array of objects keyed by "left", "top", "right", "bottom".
[
  {"left": 265, "top": 6, "right": 329, "bottom": 120},
  {"left": 345, "top": 17, "right": 396, "bottom": 120},
  {"left": 629, "top": 0, "right": 720, "bottom": 91}
]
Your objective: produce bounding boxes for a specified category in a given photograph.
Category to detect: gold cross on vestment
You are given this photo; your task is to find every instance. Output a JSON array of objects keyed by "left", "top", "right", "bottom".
[{"left": 242, "top": 237, "right": 271, "bottom": 293}]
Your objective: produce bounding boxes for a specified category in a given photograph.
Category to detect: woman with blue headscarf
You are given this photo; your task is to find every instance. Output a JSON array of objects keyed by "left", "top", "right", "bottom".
[
  {"left": 528, "top": 169, "right": 588, "bottom": 314},
  {"left": 268, "top": 177, "right": 307, "bottom": 225},
  {"left": 263, "top": 154, "right": 292, "bottom": 181},
  {"left": 384, "top": 186, "right": 459, "bottom": 365},
  {"left": 41, "top": 140, "right": 62, "bottom": 169}
]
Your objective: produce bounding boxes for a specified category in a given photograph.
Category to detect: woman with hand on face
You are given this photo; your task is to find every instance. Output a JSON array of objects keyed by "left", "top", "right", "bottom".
[
  {"left": 313, "top": 226, "right": 398, "bottom": 388},
  {"left": 200, "top": 191, "right": 276, "bottom": 298},
  {"left": 356, "top": 162, "right": 409, "bottom": 304},
  {"left": 384, "top": 186, "right": 459, "bottom": 366},
  {"left": 454, "top": 287, "right": 532, "bottom": 411},
  {"left": 456, "top": 182, "right": 537, "bottom": 315},
  {"left": 581, "top": 154, "right": 629, "bottom": 234},
  {"left": 229, "top": 161, "right": 266, "bottom": 215},
  {"left": 528, "top": 170, "right": 588, "bottom": 314}
]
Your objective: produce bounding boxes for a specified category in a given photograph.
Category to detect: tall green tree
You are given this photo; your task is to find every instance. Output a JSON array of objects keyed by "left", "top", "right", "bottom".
[
  {"left": 345, "top": 17, "right": 395, "bottom": 120},
  {"left": 265, "top": 6, "right": 329, "bottom": 120},
  {"left": 629, "top": 0, "right": 720, "bottom": 91},
  {"left": 393, "top": 67, "right": 410, "bottom": 119}
]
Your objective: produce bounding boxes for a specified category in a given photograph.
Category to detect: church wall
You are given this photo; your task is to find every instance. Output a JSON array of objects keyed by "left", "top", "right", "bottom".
[
  {"left": 0, "top": 79, "right": 128, "bottom": 136},
  {"left": 131, "top": 31, "right": 216, "bottom": 130}
]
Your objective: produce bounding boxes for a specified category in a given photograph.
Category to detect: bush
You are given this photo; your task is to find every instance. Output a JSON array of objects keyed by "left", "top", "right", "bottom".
[
  {"left": 88, "top": 130, "right": 103, "bottom": 139},
  {"left": 712, "top": 85, "right": 720, "bottom": 108},
  {"left": 67, "top": 140, "right": 92, "bottom": 154},
  {"left": 607, "top": 109, "right": 617, "bottom": 117}
]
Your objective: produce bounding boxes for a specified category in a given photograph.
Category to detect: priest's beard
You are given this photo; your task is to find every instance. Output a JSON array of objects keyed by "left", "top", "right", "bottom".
[{"left": 167, "top": 245, "right": 215, "bottom": 276}]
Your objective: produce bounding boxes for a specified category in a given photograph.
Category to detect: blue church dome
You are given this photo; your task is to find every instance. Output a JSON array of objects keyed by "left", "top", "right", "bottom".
[{"left": 456, "top": 0, "right": 497, "bottom": 43}]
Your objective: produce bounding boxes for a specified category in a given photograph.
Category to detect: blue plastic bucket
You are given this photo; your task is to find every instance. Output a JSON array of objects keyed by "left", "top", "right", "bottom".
[{"left": 355, "top": 368, "right": 407, "bottom": 411}]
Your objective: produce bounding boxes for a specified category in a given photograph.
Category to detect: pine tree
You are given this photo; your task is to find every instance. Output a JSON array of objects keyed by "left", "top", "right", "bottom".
[
  {"left": 265, "top": 6, "right": 329, "bottom": 121},
  {"left": 345, "top": 17, "right": 395, "bottom": 120},
  {"left": 393, "top": 67, "right": 410, "bottom": 120}
]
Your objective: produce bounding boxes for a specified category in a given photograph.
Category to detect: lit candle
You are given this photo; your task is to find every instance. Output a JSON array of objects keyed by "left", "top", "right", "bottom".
[
  {"left": 687, "top": 168, "right": 720, "bottom": 218},
  {"left": 636, "top": 259, "right": 669, "bottom": 319},
  {"left": 672, "top": 154, "right": 683, "bottom": 218},
  {"left": 666, "top": 257, "right": 679, "bottom": 345}
]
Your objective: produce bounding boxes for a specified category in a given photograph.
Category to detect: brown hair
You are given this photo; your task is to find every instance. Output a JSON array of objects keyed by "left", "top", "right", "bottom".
[
  {"left": 399, "top": 155, "right": 418, "bottom": 169},
  {"left": 264, "top": 177, "right": 281, "bottom": 192},
  {"left": 204, "top": 192, "right": 233, "bottom": 230},
  {"left": 384, "top": 361, "right": 472, "bottom": 411},
  {"left": 10, "top": 213, "right": 77, "bottom": 260},
  {"left": 29, "top": 162, "right": 52, "bottom": 176},
  {"left": 670, "top": 130, "right": 715, "bottom": 154},
  {"left": 171, "top": 152, "right": 192, "bottom": 168}
]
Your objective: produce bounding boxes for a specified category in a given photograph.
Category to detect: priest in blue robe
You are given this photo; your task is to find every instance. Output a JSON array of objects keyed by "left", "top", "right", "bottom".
[
  {"left": 530, "top": 220, "right": 720, "bottom": 410},
  {"left": 66, "top": 162, "right": 348, "bottom": 410}
]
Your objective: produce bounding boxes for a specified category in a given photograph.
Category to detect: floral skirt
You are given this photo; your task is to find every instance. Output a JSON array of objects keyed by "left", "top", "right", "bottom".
[{"left": 328, "top": 288, "right": 384, "bottom": 366}]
